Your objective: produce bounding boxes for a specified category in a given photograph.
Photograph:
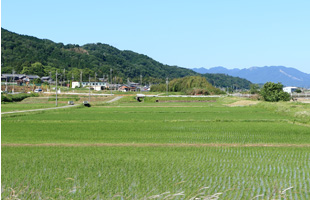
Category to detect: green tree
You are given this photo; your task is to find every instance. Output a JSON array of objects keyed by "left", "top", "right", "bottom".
[
  {"left": 21, "top": 62, "right": 46, "bottom": 77},
  {"left": 250, "top": 84, "right": 260, "bottom": 94},
  {"left": 260, "top": 82, "right": 291, "bottom": 102}
]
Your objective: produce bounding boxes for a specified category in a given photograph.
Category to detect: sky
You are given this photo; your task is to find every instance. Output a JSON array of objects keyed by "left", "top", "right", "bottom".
[{"left": 2, "top": 0, "right": 310, "bottom": 74}]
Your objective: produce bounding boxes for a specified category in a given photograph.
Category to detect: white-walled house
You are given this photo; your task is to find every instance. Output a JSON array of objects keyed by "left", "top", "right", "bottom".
[
  {"left": 283, "top": 87, "right": 298, "bottom": 93},
  {"left": 72, "top": 81, "right": 108, "bottom": 91}
]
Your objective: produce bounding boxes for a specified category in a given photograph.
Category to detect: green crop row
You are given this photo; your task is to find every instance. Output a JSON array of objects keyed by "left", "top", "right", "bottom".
[
  {"left": 2, "top": 105, "right": 310, "bottom": 144},
  {"left": 2, "top": 146, "right": 309, "bottom": 199}
]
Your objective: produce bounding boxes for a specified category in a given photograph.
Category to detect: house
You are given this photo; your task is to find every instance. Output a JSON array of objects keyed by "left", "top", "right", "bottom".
[
  {"left": 283, "top": 87, "right": 298, "bottom": 93},
  {"left": 1, "top": 74, "right": 25, "bottom": 82},
  {"left": 119, "top": 85, "right": 129, "bottom": 92},
  {"left": 71, "top": 81, "right": 108, "bottom": 91},
  {"left": 41, "top": 76, "right": 52, "bottom": 83}
]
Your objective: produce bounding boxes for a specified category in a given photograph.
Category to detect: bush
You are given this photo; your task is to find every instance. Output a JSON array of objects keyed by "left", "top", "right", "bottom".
[
  {"left": 1, "top": 93, "right": 39, "bottom": 103},
  {"left": 260, "top": 82, "right": 291, "bottom": 102}
]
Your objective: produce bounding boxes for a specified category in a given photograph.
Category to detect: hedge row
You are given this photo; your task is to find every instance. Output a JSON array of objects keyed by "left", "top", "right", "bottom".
[{"left": 1, "top": 93, "right": 39, "bottom": 102}]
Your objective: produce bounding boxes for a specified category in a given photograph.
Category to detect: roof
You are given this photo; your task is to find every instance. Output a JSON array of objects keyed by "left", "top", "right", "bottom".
[{"left": 27, "top": 75, "right": 40, "bottom": 79}]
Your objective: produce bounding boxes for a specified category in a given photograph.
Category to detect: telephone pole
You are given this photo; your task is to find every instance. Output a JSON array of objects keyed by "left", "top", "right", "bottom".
[
  {"left": 89, "top": 75, "right": 91, "bottom": 102},
  {"left": 80, "top": 70, "right": 83, "bottom": 87},
  {"left": 166, "top": 77, "right": 169, "bottom": 96},
  {"left": 110, "top": 68, "right": 112, "bottom": 95},
  {"left": 56, "top": 70, "right": 58, "bottom": 107},
  {"left": 95, "top": 72, "right": 97, "bottom": 91},
  {"left": 63, "top": 69, "right": 66, "bottom": 87},
  {"left": 12, "top": 69, "right": 15, "bottom": 93}
]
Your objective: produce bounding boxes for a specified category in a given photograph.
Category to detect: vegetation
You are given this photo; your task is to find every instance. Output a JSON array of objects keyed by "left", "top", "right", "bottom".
[
  {"left": 1, "top": 93, "right": 39, "bottom": 103},
  {"left": 249, "top": 84, "right": 260, "bottom": 94},
  {"left": 2, "top": 97, "right": 310, "bottom": 199},
  {"left": 1, "top": 28, "right": 252, "bottom": 89},
  {"left": 151, "top": 76, "right": 226, "bottom": 95},
  {"left": 260, "top": 82, "right": 291, "bottom": 102},
  {"left": 203, "top": 73, "right": 252, "bottom": 89}
]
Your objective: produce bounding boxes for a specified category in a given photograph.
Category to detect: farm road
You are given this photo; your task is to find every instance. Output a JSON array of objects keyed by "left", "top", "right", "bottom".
[
  {"left": 1, "top": 96, "right": 124, "bottom": 115},
  {"left": 1, "top": 104, "right": 79, "bottom": 115},
  {"left": 106, "top": 96, "right": 123, "bottom": 103}
]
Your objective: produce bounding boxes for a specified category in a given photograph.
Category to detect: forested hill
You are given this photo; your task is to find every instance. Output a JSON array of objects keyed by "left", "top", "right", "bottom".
[
  {"left": 1, "top": 28, "right": 252, "bottom": 88},
  {"left": 1, "top": 28, "right": 196, "bottom": 82}
]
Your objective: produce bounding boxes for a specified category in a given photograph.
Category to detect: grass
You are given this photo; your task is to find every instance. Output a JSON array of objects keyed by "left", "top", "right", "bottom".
[{"left": 2, "top": 96, "right": 310, "bottom": 199}]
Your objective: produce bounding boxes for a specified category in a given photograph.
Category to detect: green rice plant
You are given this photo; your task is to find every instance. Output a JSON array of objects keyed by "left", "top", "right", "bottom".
[{"left": 2, "top": 146, "right": 309, "bottom": 199}]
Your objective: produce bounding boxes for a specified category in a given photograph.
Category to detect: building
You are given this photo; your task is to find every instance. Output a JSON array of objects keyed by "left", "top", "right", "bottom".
[
  {"left": 283, "top": 87, "right": 298, "bottom": 93},
  {"left": 41, "top": 76, "right": 52, "bottom": 83},
  {"left": 72, "top": 81, "right": 108, "bottom": 91},
  {"left": 1, "top": 74, "right": 40, "bottom": 85}
]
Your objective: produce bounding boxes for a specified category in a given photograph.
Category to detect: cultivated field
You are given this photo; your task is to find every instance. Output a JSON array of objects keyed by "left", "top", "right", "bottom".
[{"left": 1, "top": 96, "right": 310, "bottom": 199}]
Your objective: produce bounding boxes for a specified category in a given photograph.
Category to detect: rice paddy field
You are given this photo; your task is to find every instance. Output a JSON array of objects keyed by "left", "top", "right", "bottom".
[{"left": 2, "top": 96, "right": 310, "bottom": 199}]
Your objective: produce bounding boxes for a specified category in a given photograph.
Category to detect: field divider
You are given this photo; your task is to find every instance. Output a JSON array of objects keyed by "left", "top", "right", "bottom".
[
  {"left": 2, "top": 143, "right": 310, "bottom": 147},
  {"left": 1, "top": 104, "right": 80, "bottom": 115}
]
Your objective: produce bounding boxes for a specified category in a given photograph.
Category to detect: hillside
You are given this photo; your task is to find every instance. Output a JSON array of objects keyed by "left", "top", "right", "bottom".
[
  {"left": 1, "top": 28, "right": 197, "bottom": 82},
  {"left": 1, "top": 28, "right": 251, "bottom": 88},
  {"left": 193, "top": 66, "right": 310, "bottom": 88}
]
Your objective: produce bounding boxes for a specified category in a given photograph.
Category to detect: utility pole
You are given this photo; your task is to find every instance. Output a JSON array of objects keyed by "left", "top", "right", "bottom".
[
  {"left": 140, "top": 74, "right": 142, "bottom": 92},
  {"left": 12, "top": 69, "right": 15, "bottom": 93},
  {"left": 5, "top": 76, "right": 8, "bottom": 92},
  {"left": 63, "top": 69, "right": 66, "bottom": 88},
  {"left": 106, "top": 74, "right": 109, "bottom": 91},
  {"left": 110, "top": 68, "right": 112, "bottom": 95},
  {"left": 114, "top": 76, "right": 117, "bottom": 91},
  {"left": 95, "top": 72, "right": 97, "bottom": 91},
  {"left": 89, "top": 75, "right": 91, "bottom": 102},
  {"left": 56, "top": 70, "right": 58, "bottom": 107},
  {"left": 166, "top": 77, "right": 169, "bottom": 96},
  {"left": 80, "top": 70, "right": 83, "bottom": 87}
]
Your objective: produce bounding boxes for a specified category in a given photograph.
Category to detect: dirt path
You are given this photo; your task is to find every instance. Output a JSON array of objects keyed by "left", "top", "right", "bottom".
[
  {"left": 1, "top": 104, "right": 79, "bottom": 115},
  {"left": 2, "top": 143, "right": 310, "bottom": 148},
  {"left": 106, "top": 96, "right": 123, "bottom": 103}
]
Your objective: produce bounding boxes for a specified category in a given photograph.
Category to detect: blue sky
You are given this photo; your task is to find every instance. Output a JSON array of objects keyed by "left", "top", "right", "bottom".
[{"left": 2, "top": 0, "right": 310, "bottom": 73}]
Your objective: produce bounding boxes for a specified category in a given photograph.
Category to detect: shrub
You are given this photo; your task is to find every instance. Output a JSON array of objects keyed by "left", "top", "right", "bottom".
[{"left": 260, "top": 82, "right": 291, "bottom": 102}]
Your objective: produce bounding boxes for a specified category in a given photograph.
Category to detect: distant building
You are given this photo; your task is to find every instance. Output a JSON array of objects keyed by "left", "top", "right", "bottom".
[
  {"left": 72, "top": 81, "right": 108, "bottom": 91},
  {"left": 1, "top": 74, "right": 40, "bottom": 84},
  {"left": 41, "top": 76, "right": 52, "bottom": 83},
  {"left": 283, "top": 87, "right": 298, "bottom": 93}
]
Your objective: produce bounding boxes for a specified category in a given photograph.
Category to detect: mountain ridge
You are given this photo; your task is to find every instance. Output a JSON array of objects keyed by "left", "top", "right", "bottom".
[{"left": 192, "top": 66, "right": 310, "bottom": 87}]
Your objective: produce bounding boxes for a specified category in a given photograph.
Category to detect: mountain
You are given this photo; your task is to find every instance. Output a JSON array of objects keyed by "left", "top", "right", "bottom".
[
  {"left": 193, "top": 66, "right": 310, "bottom": 88},
  {"left": 1, "top": 28, "right": 196, "bottom": 82},
  {"left": 1, "top": 28, "right": 252, "bottom": 88}
]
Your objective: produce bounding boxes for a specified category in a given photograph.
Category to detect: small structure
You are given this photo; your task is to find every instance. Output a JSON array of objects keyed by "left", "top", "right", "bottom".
[
  {"left": 83, "top": 101, "right": 91, "bottom": 107},
  {"left": 136, "top": 94, "right": 145, "bottom": 102},
  {"left": 283, "top": 87, "right": 298, "bottom": 93}
]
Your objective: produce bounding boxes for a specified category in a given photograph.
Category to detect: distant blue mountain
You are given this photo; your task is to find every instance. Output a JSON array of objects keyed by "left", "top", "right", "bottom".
[{"left": 192, "top": 66, "right": 310, "bottom": 88}]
